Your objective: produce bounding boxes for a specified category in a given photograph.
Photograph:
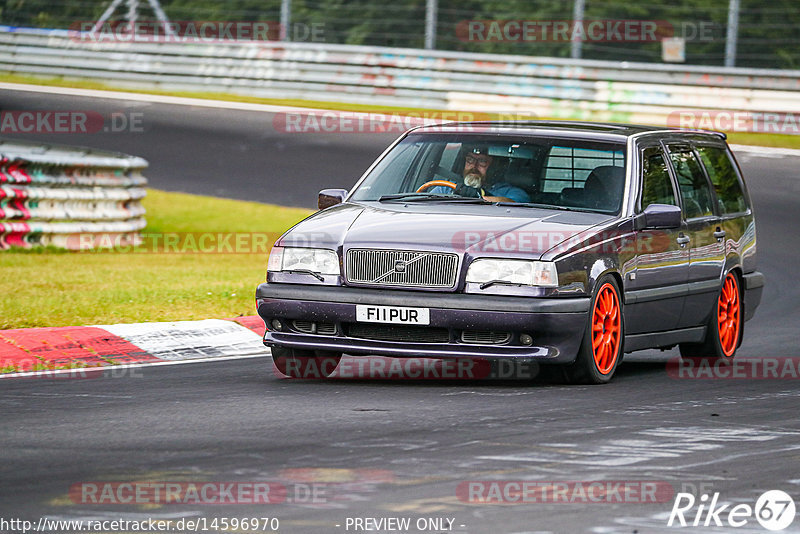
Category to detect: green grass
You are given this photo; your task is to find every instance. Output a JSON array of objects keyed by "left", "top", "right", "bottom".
[
  {"left": 723, "top": 131, "right": 800, "bottom": 149},
  {"left": 3, "top": 72, "right": 799, "bottom": 149},
  {"left": 0, "top": 189, "right": 312, "bottom": 329}
]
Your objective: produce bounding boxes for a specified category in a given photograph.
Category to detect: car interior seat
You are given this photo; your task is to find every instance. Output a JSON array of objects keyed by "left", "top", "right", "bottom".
[
  {"left": 501, "top": 158, "right": 535, "bottom": 193},
  {"left": 583, "top": 165, "right": 625, "bottom": 212}
]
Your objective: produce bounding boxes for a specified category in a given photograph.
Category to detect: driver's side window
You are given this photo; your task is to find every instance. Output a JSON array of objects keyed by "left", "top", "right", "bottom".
[{"left": 641, "top": 146, "right": 678, "bottom": 210}]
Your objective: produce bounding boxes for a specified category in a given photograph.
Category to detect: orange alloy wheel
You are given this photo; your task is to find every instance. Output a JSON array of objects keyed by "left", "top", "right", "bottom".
[
  {"left": 718, "top": 273, "right": 740, "bottom": 357},
  {"left": 591, "top": 283, "right": 621, "bottom": 374}
]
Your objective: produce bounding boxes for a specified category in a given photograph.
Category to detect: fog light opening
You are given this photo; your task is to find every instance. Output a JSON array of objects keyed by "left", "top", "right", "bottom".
[
  {"left": 271, "top": 319, "right": 284, "bottom": 331},
  {"left": 520, "top": 333, "right": 533, "bottom": 346}
]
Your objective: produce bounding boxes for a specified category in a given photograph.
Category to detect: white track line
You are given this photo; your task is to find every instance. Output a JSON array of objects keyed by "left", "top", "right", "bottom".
[{"left": 729, "top": 143, "right": 800, "bottom": 158}]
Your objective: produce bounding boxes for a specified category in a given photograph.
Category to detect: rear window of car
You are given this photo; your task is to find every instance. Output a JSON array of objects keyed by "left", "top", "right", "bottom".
[
  {"left": 695, "top": 145, "right": 748, "bottom": 214},
  {"left": 541, "top": 146, "right": 625, "bottom": 193}
]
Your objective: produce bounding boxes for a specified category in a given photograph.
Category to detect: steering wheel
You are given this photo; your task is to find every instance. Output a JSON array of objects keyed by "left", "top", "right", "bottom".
[{"left": 416, "top": 180, "right": 457, "bottom": 193}]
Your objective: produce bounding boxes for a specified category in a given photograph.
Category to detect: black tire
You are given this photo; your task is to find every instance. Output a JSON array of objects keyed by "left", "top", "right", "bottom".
[
  {"left": 271, "top": 346, "right": 342, "bottom": 378},
  {"left": 679, "top": 272, "right": 742, "bottom": 361},
  {"left": 314, "top": 351, "right": 343, "bottom": 377},
  {"left": 563, "top": 275, "right": 624, "bottom": 384}
]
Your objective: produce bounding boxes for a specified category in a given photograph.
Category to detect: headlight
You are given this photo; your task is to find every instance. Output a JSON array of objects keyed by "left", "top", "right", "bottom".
[
  {"left": 267, "top": 246, "right": 339, "bottom": 275},
  {"left": 466, "top": 259, "right": 558, "bottom": 287}
]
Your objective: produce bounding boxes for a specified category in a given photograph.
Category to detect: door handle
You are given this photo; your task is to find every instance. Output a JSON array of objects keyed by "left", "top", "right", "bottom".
[
  {"left": 676, "top": 234, "right": 691, "bottom": 247},
  {"left": 713, "top": 229, "right": 726, "bottom": 240}
]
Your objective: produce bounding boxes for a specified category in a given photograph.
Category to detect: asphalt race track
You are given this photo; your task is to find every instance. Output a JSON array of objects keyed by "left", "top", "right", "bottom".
[{"left": 2, "top": 87, "right": 800, "bottom": 533}]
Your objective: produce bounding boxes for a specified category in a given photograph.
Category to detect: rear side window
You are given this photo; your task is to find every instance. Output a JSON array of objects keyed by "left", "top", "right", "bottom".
[
  {"left": 695, "top": 146, "right": 747, "bottom": 214},
  {"left": 641, "top": 146, "right": 678, "bottom": 209},
  {"left": 667, "top": 147, "right": 714, "bottom": 219}
]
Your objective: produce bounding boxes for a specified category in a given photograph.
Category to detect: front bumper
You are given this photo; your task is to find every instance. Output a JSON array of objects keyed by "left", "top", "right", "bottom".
[{"left": 255, "top": 283, "right": 590, "bottom": 363}]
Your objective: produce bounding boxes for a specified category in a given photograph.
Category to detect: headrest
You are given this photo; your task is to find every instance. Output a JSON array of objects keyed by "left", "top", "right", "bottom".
[{"left": 584, "top": 166, "right": 625, "bottom": 211}]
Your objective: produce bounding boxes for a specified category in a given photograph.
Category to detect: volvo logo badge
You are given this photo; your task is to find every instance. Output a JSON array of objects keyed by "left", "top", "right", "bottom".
[{"left": 371, "top": 252, "right": 429, "bottom": 283}]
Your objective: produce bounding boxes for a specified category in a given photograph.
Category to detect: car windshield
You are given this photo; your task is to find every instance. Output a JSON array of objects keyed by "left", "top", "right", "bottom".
[{"left": 349, "top": 133, "right": 627, "bottom": 214}]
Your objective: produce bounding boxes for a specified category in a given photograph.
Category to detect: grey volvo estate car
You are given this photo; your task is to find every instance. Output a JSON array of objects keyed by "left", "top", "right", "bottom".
[{"left": 256, "top": 121, "right": 764, "bottom": 383}]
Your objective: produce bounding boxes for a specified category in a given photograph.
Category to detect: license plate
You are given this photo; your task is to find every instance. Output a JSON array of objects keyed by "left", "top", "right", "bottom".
[{"left": 355, "top": 305, "right": 430, "bottom": 325}]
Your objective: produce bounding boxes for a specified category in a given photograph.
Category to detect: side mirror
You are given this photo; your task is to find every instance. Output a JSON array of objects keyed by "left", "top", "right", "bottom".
[
  {"left": 638, "top": 203, "right": 682, "bottom": 229},
  {"left": 318, "top": 189, "right": 348, "bottom": 210}
]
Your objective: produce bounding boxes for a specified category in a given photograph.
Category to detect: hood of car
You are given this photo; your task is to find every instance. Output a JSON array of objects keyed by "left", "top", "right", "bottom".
[{"left": 278, "top": 202, "right": 614, "bottom": 259}]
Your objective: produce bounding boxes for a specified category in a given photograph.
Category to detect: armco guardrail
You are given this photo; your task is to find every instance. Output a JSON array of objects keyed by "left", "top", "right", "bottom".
[
  {"left": 0, "top": 137, "right": 147, "bottom": 250},
  {"left": 1, "top": 26, "right": 799, "bottom": 125}
]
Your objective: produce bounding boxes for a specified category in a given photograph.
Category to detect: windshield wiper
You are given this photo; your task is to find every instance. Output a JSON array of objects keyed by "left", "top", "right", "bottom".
[
  {"left": 378, "top": 193, "right": 491, "bottom": 204},
  {"left": 378, "top": 193, "right": 448, "bottom": 201},
  {"left": 285, "top": 269, "right": 325, "bottom": 281},
  {"left": 496, "top": 202, "right": 587, "bottom": 212}
]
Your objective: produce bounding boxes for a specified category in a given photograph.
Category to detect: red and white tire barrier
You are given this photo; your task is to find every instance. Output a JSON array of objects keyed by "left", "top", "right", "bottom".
[
  {"left": 0, "top": 316, "right": 267, "bottom": 376},
  {"left": 0, "top": 139, "right": 148, "bottom": 250}
]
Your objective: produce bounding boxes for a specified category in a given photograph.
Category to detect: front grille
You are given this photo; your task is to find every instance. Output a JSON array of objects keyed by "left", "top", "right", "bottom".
[
  {"left": 344, "top": 323, "right": 450, "bottom": 343},
  {"left": 346, "top": 249, "right": 459, "bottom": 288},
  {"left": 317, "top": 323, "right": 337, "bottom": 335},
  {"left": 292, "top": 320, "right": 337, "bottom": 335},
  {"left": 461, "top": 330, "right": 512, "bottom": 344},
  {"left": 293, "top": 320, "right": 315, "bottom": 333}
]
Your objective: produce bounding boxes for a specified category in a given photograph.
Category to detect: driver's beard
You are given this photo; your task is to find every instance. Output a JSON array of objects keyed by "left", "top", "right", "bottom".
[{"left": 464, "top": 173, "right": 483, "bottom": 188}]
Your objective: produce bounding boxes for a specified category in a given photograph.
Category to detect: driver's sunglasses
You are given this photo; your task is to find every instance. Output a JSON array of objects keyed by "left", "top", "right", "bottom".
[{"left": 465, "top": 155, "right": 491, "bottom": 168}]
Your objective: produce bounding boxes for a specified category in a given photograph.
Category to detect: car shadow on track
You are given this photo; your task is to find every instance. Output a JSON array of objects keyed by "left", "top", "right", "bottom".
[{"left": 266, "top": 352, "right": 673, "bottom": 387}]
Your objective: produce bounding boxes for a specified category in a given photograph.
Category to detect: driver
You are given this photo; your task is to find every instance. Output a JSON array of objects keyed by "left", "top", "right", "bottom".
[{"left": 430, "top": 146, "right": 530, "bottom": 203}]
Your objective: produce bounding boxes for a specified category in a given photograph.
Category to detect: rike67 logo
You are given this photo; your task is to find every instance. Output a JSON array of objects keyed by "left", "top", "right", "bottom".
[{"left": 668, "top": 490, "right": 795, "bottom": 530}]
